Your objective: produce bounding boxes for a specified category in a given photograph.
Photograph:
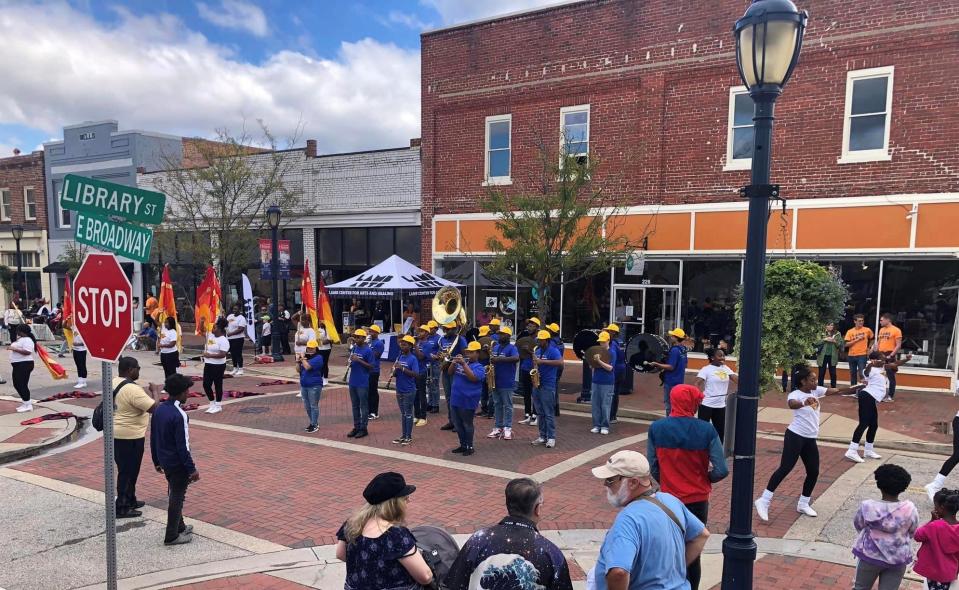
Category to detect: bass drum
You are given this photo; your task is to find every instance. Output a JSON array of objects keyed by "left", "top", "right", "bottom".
[
  {"left": 572, "top": 329, "right": 600, "bottom": 360},
  {"left": 625, "top": 333, "right": 668, "bottom": 373}
]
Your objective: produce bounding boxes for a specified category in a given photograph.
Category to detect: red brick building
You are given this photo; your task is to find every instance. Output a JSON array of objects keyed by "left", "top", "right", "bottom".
[
  {"left": 421, "top": 0, "right": 959, "bottom": 391},
  {"left": 0, "top": 150, "right": 49, "bottom": 307}
]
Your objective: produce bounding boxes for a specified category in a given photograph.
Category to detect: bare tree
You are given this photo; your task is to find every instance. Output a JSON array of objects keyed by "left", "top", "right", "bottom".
[{"left": 56, "top": 242, "right": 90, "bottom": 277}]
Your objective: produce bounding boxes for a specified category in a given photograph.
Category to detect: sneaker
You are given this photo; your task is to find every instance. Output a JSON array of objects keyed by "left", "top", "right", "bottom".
[
  {"left": 235, "top": 368, "right": 244, "bottom": 376},
  {"left": 116, "top": 510, "right": 143, "bottom": 519},
  {"left": 754, "top": 498, "right": 770, "bottom": 522},
  {"left": 518, "top": 415, "right": 531, "bottom": 425},
  {"left": 305, "top": 424, "right": 318, "bottom": 433},
  {"left": 229, "top": 368, "right": 237, "bottom": 376},
  {"left": 609, "top": 418, "right": 619, "bottom": 424},
  {"left": 462, "top": 447, "right": 475, "bottom": 456},
  {"left": 530, "top": 416, "right": 538, "bottom": 426},
  {"left": 451, "top": 446, "right": 466, "bottom": 454},
  {"left": 74, "top": 380, "right": 87, "bottom": 389},
  {"left": 323, "top": 378, "right": 329, "bottom": 386},
  {"left": 164, "top": 532, "right": 193, "bottom": 545},
  {"left": 296, "top": 392, "right": 302, "bottom": 398},
  {"left": 354, "top": 429, "right": 368, "bottom": 439},
  {"left": 844, "top": 449, "right": 865, "bottom": 463},
  {"left": 346, "top": 429, "right": 358, "bottom": 438},
  {"left": 369, "top": 413, "right": 379, "bottom": 421},
  {"left": 545, "top": 439, "right": 556, "bottom": 448},
  {"left": 440, "top": 423, "right": 455, "bottom": 431},
  {"left": 926, "top": 482, "right": 944, "bottom": 503},
  {"left": 577, "top": 398, "right": 591, "bottom": 405},
  {"left": 15, "top": 402, "right": 33, "bottom": 413},
  {"left": 392, "top": 437, "right": 405, "bottom": 444},
  {"left": 502, "top": 428, "right": 513, "bottom": 440},
  {"left": 400, "top": 438, "right": 412, "bottom": 446},
  {"left": 207, "top": 403, "right": 222, "bottom": 414},
  {"left": 590, "top": 427, "right": 600, "bottom": 434},
  {"left": 487, "top": 428, "right": 502, "bottom": 439},
  {"left": 600, "top": 428, "right": 610, "bottom": 435},
  {"left": 864, "top": 449, "right": 882, "bottom": 459},
  {"left": 415, "top": 419, "right": 427, "bottom": 427},
  {"left": 797, "top": 503, "right": 818, "bottom": 517},
  {"left": 531, "top": 437, "right": 546, "bottom": 446},
  {"left": 882, "top": 396, "right": 894, "bottom": 403},
  {"left": 182, "top": 525, "right": 194, "bottom": 535}
]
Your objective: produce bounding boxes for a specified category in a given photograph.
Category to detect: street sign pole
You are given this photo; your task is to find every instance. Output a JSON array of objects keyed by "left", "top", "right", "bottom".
[{"left": 101, "top": 360, "right": 117, "bottom": 590}]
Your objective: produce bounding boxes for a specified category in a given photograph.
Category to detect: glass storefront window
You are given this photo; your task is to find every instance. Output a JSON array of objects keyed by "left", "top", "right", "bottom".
[
  {"left": 369, "top": 227, "right": 395, "bottom": 265},
  {"left": 319, "top": 228, "right": 343, "bottom": 266},
  {"left": 880, "top": 259, "right": 959, "bottom": 370},
  {"left": 343, "top": 228, "right": 367, "bottom": 266},
  {"left": 817, "top": 260, "right": 880, "bottom": 334},
  {"left": 681, "top": 260, "right": 741, "bottom": 352},
  {"left": 396, "top": 226, "right": 421, "bottom": 265},
  {"left": 562, "top": 271, "right": 611, "bottom": 339},
  {"left": 613, "top": 260, "right": 680, "bottom": 285}
]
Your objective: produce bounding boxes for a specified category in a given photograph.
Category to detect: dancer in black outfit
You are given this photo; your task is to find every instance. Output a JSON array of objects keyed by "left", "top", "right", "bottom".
[{"left": 159, "top": 317, "right": 180, "bottom": 378}]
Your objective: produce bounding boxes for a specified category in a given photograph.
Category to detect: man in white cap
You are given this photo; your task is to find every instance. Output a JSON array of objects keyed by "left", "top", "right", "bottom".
[{"left": 591, "top": 450, "right": 709, "bottom": 590}]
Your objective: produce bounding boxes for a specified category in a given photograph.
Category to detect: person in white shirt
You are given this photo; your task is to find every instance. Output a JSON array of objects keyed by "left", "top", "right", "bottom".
[
  {"left": 72, "top": 325, "right": 88, "bottom": 389},
  {"left": 9, "top": 324, "right": 36, "bottom": 412},
  {"left": 202, "top": 318, "right": 231, "bottom": 414},
  {"left": 694, "top": 348, "right": 738, "bottom": 443},
  {"left": 294, "top": 315, "right": 317, "bottom": 360},
  {"left": 755, "top": 365, "right": 863, "bottom": 521},
  {"left": 226, "top": 305, "right": 248, "bottom": 376},
  {"left": 4, "top": 303, "right": 23, "bottom": 343},
  {"left": 845, "top": 350, "right": 912, "bottom": 464},
  {"left": 316, "top": 324, "right": 332, "bottom": 385},
  {"left": 159, "top": 317, "right": 180, "bottom": 378}
]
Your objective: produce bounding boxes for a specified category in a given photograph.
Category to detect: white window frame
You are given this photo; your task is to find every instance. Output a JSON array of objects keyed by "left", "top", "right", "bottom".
[
  {"left": 483, "top": 114, "right": 512, "bottom": 186},
  {"left": 55, "top": 182, "right": 70, "bottom": 228},
  {"left": 23, "top": 186, "right": 36, "bottom": 221},
  {"left": 839, "top": 66, "right": 895, "bottom": 164},
  {"left": 0, "top": 188, "right": 9, "bottom": 221},
  {"left": 724, "top": 86, "right": 753, "bottom": 171},
  {"left": 559, "top": 104, "right": 591, "bottom": 163}
]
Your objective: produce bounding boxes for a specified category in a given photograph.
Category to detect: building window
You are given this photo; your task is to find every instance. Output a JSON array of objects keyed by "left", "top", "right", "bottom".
[
  {"left": 682, "top": 260, "right": 742, "bottom": 352},
  {"left": 840, "top": 66, "right": 894, "bottom": 163},
  {"left": 23, "top": 187, "right": 36, "bottom": 221},
  {"left": 2, "top": 252, "right": 40, "bottom": 268},
  {"left": 560, "top": 105, "right": 590, "bottom": 164},
  {"left": 725, "top": 87, "right": 754, "bottom": 171},
  {"left": 53, "top": 179, "right": 70, "bottom": 228},
  {"left": 0, "top": 189, "right": 9, "bottom": 221},
  {"left": 484, "top": 114, "right": 511, "bottom": 185}
]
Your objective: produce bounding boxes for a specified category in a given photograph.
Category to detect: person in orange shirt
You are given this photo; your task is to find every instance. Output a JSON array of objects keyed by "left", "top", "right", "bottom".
[
  {"left": 874, "top": 313, "right": 903, "bottom": 401},
  {"left": 145, "top": 291, "right": 159, "bottom": 322},
  {"left": 844, "top": 314, "right": 874, "bottom": 386}
]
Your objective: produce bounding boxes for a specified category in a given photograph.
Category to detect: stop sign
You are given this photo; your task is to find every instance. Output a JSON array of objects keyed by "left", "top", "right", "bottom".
[{"left": 74, "top": 253, "right": 133, "bottom": 362}]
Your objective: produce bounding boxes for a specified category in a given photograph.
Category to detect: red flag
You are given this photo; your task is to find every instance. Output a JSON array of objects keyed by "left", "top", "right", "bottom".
[
  {"left": 156, "top": 264, "right": 181, "bottom": 350},
  {"left": 316, "top": 270, "right": 340, "bottom": 344},
  {"left": 62, "top": 275, "right": 74, "bottom": 349},
  {"left": 37, "top": 342, "right": 67, "bottom": 380},
  {"left": 194, "top": 266, "right": 221, "bottom": 335}
]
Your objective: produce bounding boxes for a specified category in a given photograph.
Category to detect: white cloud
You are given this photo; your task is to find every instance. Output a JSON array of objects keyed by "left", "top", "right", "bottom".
[
  {"left": 197, "top": 0, "right": 269, "bottom": 37},
  {"left": 385, "top": 10, "right": 433, "bottom": 31},
  {"left": 0, "top": 3, "right": 421, "bottom": 154},
  {"left": 421, "top": 0, "right": 580, "bottom": 26}
]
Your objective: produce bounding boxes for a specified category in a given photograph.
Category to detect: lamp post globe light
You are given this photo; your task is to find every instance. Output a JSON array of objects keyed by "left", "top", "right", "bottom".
[
  {"left": 11, "top": 224, "right": 24, "bottom": 301},
  {"left": 267, "top": 205, "right": 284, "bottom": 362},
  {"left": 722, "top": 1, "right": 806, "bottom": 589}
]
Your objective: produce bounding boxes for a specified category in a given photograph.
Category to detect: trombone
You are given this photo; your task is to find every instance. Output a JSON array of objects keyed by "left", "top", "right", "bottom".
[{"left": 530, "top": 345, "right": 541, "bottom": 389}]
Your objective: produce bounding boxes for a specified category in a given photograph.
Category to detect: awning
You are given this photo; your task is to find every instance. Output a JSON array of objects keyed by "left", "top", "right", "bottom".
[
  {"left": 43, "top": 261, "right": 136, "bottom": 278},
  {"left": 326, "top": 254, "right": 462, "bottom": 298}
]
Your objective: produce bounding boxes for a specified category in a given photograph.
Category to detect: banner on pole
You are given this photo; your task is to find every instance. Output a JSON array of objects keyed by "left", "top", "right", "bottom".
[
  {"left": 259, "top": 239, "right": 290, "bottom": 280},
  {"left": 241, "top": 274, "right": 256, "bottom": 342}
]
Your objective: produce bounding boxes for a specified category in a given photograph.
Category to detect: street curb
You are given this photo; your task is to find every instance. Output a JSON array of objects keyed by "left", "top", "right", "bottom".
[{"left": 0, "top": 417, "right": 83, "bottom": 465}]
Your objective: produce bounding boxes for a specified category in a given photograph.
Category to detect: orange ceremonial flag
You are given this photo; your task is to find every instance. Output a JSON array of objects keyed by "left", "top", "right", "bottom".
[
  {"left": 194, "top": 266, "right": 222, "bottom": 335},
  {"left": 156, "top": 264, "right": 182, "bottom": 350},
  {"left": 62, "top": 274, "right": 74, "bottom": 350},
  {"left": 316, "top": 270, "right": 340, "bottom": 344},
  {"left": 37, "top": 342, "right": 67, "bottom": 380},
  {"left": 301, "top": 260, "right": 319, "bottom": 331}
]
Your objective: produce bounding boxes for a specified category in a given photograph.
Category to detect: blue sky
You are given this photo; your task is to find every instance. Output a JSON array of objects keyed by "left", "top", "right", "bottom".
[{"left": 0, "top": 0, "right": 571, "bottom": 156}]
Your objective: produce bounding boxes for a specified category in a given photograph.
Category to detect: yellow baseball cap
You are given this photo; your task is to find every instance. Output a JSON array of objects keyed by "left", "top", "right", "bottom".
[
  {"left": 604, "top": 323, "right": 620, "bottom": 333},
  {"left": 597, "top": 331, "right": 610, "bottom": 342},
  {"left": 353, "top": 329, "right": 367, "bottom": 337},
  {"left": 536, "top": 330, "right": 552, "bottom": 340},
  {"left": 499, "top": 326, "right": 512, "bottom": 336},
  {"left": 528, "top": 317, "right": 541, "bottom": 326},
  {"left": 418, "top": 324, "right": 430, "bottom": 332},
  {"left": 489, "top": 318, "right": 501, "bottom": 326},
  {"left": 466, "top": 341, "right": 482, "bottom": 351},
  {"left": 443, "top": 321, "right": 456, "bottom": 329},
  {"left": 547, "top": 323, "right": 560, "bottom": 333},
  {"left": 401, "top": 335, "right": 415, "bottom": 344},
  {"left": 668, "top": 328, "right": 686, "bottom": 339},
  {"left": 306, "top": 339, "right": 319, "bottom": 348},
  {"left": 369, "top": 324, "right": 382, "bottom": 333},
  {"left": 427, "top": 320, "right": 438, "bottom": 329},
  {"left": 478, "top": 326, "right": 490, "bottom": 336}
]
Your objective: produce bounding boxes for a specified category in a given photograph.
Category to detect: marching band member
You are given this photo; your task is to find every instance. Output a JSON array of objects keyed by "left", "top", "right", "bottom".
[
  {"left": 347, "top": 329, "right": 375, "bottom": 439},
  {"left": 367, "top": 325, "right": 385, "bottom": 421},
  {"left": 488, "top": 326, "right": 519, "bottom": 440},
  {"left": 518, "top": 317, "right": 541, "bottom": 425},
  {"left": 590, "top": 331, "right": 616, "bottom": 435},
  {"left": 646, "top": 328, "right": 690, "bottom": 415},
  {"left": 448, "top": 341, "right": 486, "bottom": 457},
  {"left": 477, "top": 325, "right": 493, "bottom": 418},
  {"left": 392, "top": 335, "right": 420, "bottom": 446},
  {"left": 488, "top": 318, "right": 501, "bottom": 338},
  {"left": 547, "top": 322, "right": 563, "bottom": 417},
  {"left": 413, "top": 325, "right": 431, "bottom": 426},
  {"left": 438, "top": 321, "right": 467, "bottom": 432},
  {"left": 531, "top": 330, "right": 563, "bottom": 448},
  {"left": 605, "top": 323, "right": 625, "bottom": 423},
  {"left": 426, "top": 320, "right": 442, "bottom": 413}
]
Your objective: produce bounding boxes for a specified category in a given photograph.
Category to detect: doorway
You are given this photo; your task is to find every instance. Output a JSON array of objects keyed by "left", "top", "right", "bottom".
[{"left": 612, "top": 286, "right": 679, "bottom": 342}]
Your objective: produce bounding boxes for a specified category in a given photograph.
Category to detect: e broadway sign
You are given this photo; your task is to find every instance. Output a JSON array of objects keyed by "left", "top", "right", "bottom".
[
  {"left": 61, "top": 174, "right": 166, "bottom": 225},
  {"left": 74, "top": 212, "right": 154, "bottom": 263}
]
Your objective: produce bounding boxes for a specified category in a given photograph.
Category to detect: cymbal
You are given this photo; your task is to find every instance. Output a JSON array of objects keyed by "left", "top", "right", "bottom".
[
  {"left": 585, "top": 345, "right": 611, "bottom": 368},
  {"left": 516, "top": 336, "right": 535, "bottom": 359}
]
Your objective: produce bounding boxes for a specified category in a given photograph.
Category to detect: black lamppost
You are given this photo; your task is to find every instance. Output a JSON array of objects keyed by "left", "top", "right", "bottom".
[
  {"left": 723, "top": 2, "right": 806, "bottom": 589},
  {"left": 267, "top": 205, "right": 284, "bottom": 361},
  {"left": 11, "top": 224, "right": 24, "bottom": 301}
]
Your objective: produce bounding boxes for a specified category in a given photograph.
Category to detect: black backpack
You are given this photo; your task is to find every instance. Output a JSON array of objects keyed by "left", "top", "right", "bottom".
[{"left": 91, "top": 379, "right": 133, "bottom": 432}]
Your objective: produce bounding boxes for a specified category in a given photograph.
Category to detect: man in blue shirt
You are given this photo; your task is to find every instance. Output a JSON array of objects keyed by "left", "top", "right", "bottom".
[
  {"left": 413, "top": 325, "right": 432, "bottom": 426},
  {"left": 648, "top": 328, "right": 689, "bottom": 416},
  {"left": 392, "top": 335, "right": 420, "bottom": 446},
  {"left": 606, "top": 323, "right": 627, "bottom": 423},
  {"left": 347, "top": 329, "right": 375, "bottom": 438},
  {"left": 591, "top": 450, "right": 710, "bottom": 590},
  {"left": 488, "top": 326, "right": 519, "bottom": 440},
  {"left": 517, "top": 317, "right": 541, "bottom": 425},
  {"left": 547, "top": 322, "right": 563, "bottom": 417},
  {"left": 532, "top": 330, "right": 563, "bottom": 448},
  {"left": 449, "top": 340, "right": 485, "bottom": 456},
  {"left": 150, "top": 373, "right": 200, "bottom": 546},
  {"left": 426, "top": 321, "right": 442, "bottom": 413},
  {"left": 590, "top": 331, "right": 617, "bottom": 435},
  {"left": 367, "top": 324, "right": 385, "bottom": 421},
  {"left": 438, "top": 321, "right": 467, "bottom": 432}
]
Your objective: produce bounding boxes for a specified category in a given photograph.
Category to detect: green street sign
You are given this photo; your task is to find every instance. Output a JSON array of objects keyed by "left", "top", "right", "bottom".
[
  {"left": 61, "top": 174, "right": 166, "bottom": 225},
  {"left": 74, "top": 212, "right": 154, "bottom": 263}
]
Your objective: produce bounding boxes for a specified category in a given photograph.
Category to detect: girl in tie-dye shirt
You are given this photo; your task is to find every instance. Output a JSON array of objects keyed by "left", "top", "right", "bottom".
[{"left": 852, "top": 464, "right": 919, "bottom": 590}]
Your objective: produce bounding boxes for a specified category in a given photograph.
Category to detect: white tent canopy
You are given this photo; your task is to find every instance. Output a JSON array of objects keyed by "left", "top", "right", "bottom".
[{"left": 325, "top": 255, "right": 462, "bottom": 298}]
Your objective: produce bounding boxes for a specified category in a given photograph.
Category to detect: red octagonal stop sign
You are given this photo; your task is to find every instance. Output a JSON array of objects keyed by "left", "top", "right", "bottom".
[{"left": 74, "top": 253, "right": 133, "bottom": 362}]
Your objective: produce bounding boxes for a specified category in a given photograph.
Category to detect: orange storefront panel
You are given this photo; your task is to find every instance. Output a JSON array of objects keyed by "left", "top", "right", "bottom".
[
  {"left": 608, "top": 213, "right": 691, "bottom": 250},
  {"left": 435, "top": 221, "right": 458, "bottom": 252},
  {"left": 459, "top": 219, "right": 502, "bottom": 252},
  {"left": 797, "top": 206, "right": 910, "bottom": 249},
  {"left": 916, "top": 203, "right": 959, "bottom": 248},
  {"left": 694, "top": 210, "right": 793, "bottom": 251}
]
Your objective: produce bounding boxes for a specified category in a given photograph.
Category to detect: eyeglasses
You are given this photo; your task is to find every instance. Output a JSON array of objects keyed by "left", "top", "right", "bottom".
[{"left": 604, "top": 475, "right": 624, "bottom": 488}]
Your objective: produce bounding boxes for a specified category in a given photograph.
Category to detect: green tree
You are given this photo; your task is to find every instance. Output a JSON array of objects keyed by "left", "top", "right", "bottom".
[
  {"left": 0, "top": 264, "right": 13, "bottom": 295},
  {"left": 735, "top": 258, "right": 849, "bottom": 392},
  {"left": 56, "top": 242, "right": 90, "bottom": 277},
  {"left": 145, "top": 121, "right": 303, "bottom": 296},
  {"left": 480, "top": 137, "right": 652, "bottom": 321}
]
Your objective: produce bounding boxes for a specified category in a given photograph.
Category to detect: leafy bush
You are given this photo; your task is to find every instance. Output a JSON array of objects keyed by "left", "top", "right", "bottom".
[{"left": 735, "top": 259, "right": 849, "bottom": 392}]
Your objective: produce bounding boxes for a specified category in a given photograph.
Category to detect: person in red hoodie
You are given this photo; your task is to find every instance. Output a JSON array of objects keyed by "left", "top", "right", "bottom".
[
  {"left": 915, "top": 488, "right": 959, "bottom": 590},
  {"left": 647, "top": 383, "right": 729, "bottom": 590}
]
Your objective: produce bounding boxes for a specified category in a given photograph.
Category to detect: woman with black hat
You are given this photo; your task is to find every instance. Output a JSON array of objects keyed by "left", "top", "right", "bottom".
[{"left": 335, "top": 472, "right": 433, "bottom": 590}]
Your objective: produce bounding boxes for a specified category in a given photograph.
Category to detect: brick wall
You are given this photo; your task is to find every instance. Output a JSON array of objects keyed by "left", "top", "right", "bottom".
[
  {"left": 420, "top": 0, "right": 959, "bottom": 266},
  {"left": 0, "top": 151, "right": 47, "bottom": 228}
]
